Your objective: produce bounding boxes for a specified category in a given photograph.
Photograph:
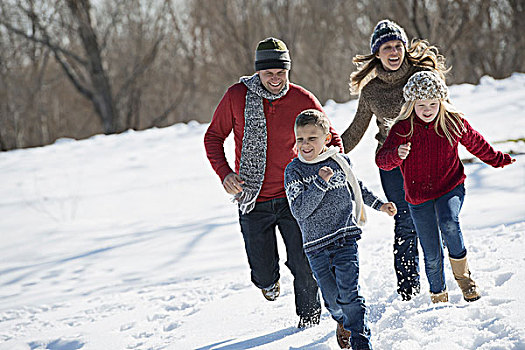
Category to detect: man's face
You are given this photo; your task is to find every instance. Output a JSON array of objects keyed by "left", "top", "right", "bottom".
[{"left": 258, "top": 68, "right": 289, "bottom": 95}]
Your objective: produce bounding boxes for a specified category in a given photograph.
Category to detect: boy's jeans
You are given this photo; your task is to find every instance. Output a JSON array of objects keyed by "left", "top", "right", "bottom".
[
  {"left": 306, "top": 238, "right": 372, "bottom": 348},
  {"left": 408, "top": 183, "right": 467, "bottom": 294},
  {"left": 239, "top": 197, "right": 320, "bottom": 318},
  {"left": 379, "top": 167, "right": 420, "bottom": 296}
]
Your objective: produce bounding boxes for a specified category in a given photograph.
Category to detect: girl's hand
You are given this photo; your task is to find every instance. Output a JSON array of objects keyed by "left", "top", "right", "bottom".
[
  {"left": 398, "top": 142, "right": 411, "bottom": 160},
  {"left": 502, "top": 157, "right": 516, "bottom": 167},
  {"left": 380, "top": 202, "right": 397, "bottom": 216},
  {"left": 318, "top": 166, "right": 334, "bottom": 182}
]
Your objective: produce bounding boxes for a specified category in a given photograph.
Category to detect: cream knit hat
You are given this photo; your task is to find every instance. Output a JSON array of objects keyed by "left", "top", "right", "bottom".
[{"left": 403, "top": 71, "right": 449, "bottom": 101}]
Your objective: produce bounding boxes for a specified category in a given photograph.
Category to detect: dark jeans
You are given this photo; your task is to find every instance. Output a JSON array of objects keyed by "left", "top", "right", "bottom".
[
  {"left": 239, "top": 197, "right": 320, "bottom": 317},
  {"left": 306, "top": 238, "right": 372, "bottom": 349},
  {"left": 408, "top": 184, "right": 467, "bottom": 294},
  {"left": 379, "top": 167, "right": 420, "bottom": 296}
]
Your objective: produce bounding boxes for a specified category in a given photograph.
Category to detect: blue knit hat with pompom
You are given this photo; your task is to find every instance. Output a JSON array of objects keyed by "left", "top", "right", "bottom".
[{"left": 370, "top": 20, "right": 408, "bottom": 54}]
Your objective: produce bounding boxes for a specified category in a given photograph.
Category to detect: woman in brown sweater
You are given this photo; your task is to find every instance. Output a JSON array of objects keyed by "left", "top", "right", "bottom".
[{"left": 341, "top": 19, "right": 448, "bottom": 301}]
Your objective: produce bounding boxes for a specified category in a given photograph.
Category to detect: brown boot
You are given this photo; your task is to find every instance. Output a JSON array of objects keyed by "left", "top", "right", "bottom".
[
  {"left": 261, "top": 281, "right": 280, "bottom": 301},
  {"left": 430, "top": 289, "right": 449, "bottom": 303},
  {"left": 336, "top": 323, "right": 351, "bottom": 349},
  {"left": 449, "top": 256, "right": 481, "bottom": 302}
]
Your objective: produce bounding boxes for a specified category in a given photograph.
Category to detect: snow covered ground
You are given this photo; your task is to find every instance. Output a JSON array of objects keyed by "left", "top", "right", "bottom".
[{"left": 0, "top": 73, "right": 524, "bottom": 350}]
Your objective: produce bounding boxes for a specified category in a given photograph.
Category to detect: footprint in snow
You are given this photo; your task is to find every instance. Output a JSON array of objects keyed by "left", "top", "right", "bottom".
[
  {"left": 495, "top": 272, "right": 513, "bottom": 287},
  {"left": 28, "top": 338, "right": 84, "bottom": 350},
  {"left": 120, "top": 322, "right": 135, "bottom": 331}
]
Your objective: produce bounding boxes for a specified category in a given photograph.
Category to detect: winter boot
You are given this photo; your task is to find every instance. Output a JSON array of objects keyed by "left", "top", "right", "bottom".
[
  {"left": 336, "top": 323, "right": 351, "bottom": 349},
  {"left": 430, "top": 289, "right": 449, "bottom": 303},
  {"left": 449, "top": 256, "right": 481, "bottom": 302},
  {"left": 298, "top": 308, "right": 321, "bottom": 328},
  {"left": 261, "top": 281, "right": 280, "bottom": 301}
]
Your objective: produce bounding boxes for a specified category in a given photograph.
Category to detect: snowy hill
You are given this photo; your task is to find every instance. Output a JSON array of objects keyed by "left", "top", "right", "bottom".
[{"left": 0, "top": 74, "right": 524, "bottom": 350}]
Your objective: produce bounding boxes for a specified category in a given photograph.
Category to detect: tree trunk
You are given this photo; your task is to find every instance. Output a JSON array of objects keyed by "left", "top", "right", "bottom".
[{"left": 66, "top": 0, "right": 117, "bottom": 133}]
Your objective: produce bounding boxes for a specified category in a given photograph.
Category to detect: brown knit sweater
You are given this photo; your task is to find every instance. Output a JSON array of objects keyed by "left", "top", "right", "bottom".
[{"left": 341, "top": 60, "right": 422, "bottom": 153}]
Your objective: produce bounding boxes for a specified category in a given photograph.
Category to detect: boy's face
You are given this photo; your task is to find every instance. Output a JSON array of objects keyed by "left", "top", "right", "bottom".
[
  {"left": 414, "top": 99, "right": 440, "bottom": 123},
  {"left": 295, "top": 124, "right": 331, "bottom": 161}
]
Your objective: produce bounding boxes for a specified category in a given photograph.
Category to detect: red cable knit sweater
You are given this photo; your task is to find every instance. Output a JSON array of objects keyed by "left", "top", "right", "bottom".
[
  {"left": 204, "top": 82, "right": 343, "bottom": 202},
  {"left": 376, "top": 116, "right": 512, "bottom": 205}
]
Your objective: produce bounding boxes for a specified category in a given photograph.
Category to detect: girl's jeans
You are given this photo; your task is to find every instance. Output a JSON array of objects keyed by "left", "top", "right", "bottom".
[
  {"left": 408, "top": 183, "right": 467, "bottom": 294},
  {"left": 379, "top": 167, "right": 420, "bottom": 296},
  {"left": 306, "top": 238, "right": 372, "bottom": 349}
]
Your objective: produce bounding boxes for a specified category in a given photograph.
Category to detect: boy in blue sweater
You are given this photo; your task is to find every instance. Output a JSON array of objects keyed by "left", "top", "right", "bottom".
[{"left": 284, "top": 109, "right": 397, "bottom": 350}]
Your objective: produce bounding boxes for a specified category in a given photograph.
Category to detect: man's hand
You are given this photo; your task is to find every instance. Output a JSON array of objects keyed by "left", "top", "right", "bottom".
[
  {"left": 380, "top": 202, "right": 397, "bottom": 216},
  {"left": 398, "top": 142, "right": 411, "bottom": 160},
  {"left": 223, "top": 172, "right": 244, "bottom": 195},
  {"left": 318, "top": 166, "right": 334, "bottom": 182}
]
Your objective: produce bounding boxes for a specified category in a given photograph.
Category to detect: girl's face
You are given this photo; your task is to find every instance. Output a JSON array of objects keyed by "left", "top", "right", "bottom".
[
  {"left": 295, "top": 124, "right": 331, "bottom": 161},
  {"left": 376, "top": 40, "right": 405, "bottom": 71},
  {"left": 414, "top": 99, "right": 440, "bottom": 123}
]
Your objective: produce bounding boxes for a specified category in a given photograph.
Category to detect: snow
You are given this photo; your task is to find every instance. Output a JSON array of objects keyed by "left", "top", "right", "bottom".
[{"left": 0, "top": 73, "right": 524, "bottom": 350}]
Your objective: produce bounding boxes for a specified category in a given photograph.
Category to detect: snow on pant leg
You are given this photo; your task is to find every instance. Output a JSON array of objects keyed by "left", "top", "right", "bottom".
[
  {"left": 275, "top": 198, "right": 321, "bottom": 317},
  {"left": 379, "top": 167, "right": 420, "bottom": 293},
  {"left": 408, "top": 200, "right": 447, "bottom": 294},
  {"left": 435, "top": 184, "right": 467, "bottom": 259},
  {"left": 306, "top": 248, "right": 344, "bottom": 324},
  {"left": 238, "top": 200, "right": 280, "bottom": 289}
]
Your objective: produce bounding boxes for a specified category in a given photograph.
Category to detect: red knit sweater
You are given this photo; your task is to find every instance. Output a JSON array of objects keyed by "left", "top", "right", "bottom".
[
  {"left": 204, "top": 82, "right": 343, "bottom": 202},
  {"left": 376, "top": 116, "right": 512, "bottom": 205}
]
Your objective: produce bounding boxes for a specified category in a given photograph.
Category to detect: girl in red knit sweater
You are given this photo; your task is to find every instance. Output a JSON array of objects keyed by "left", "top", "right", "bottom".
[{"left": 376, "top": 71, "right": 515, "bottom": 304}]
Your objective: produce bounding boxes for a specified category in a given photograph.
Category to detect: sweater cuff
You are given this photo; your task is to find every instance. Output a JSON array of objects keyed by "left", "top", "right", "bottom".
[
  {"left": 218, "top": 165, "right": 235, "bottom": 183},
  {"left": 500, "top": 153, "right": 513, "bottom": 167},
  {"left": 314, "top": 176, "right": 329, "bottom": 191},
  {"left": 371, "top": 198, "right": 386, "bottom": 211}
]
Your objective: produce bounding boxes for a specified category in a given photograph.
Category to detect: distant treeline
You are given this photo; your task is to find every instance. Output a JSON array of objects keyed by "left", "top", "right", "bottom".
[{"left": 1, "top": 0, "right": 523, "bottom": 150}]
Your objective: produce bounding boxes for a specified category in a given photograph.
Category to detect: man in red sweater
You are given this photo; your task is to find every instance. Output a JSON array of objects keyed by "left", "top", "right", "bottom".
[{"left": 204, "top": 37, "right": 343, "bottom": 328}]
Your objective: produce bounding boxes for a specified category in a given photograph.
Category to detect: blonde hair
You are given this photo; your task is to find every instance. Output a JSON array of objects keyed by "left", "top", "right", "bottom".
[
  {"left": 350, "top": 39, "right": 449, "bottom": 95},
  {"left": 394, "top": 99, "right": 465, "bottom": 146}
]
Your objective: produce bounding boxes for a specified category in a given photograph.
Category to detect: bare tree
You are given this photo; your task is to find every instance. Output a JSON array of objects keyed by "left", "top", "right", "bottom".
[
  {"left": 0, "top": 0, "right": 523, "bottom": 150},
  {"left": 0, "top": 0, "right": 175, "bottom": 135}
]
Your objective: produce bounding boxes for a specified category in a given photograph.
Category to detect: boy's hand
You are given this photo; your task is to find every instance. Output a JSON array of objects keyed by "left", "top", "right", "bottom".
[
  {"left": 223, "top": 172, "right": 244, "bottom": 195},
  {"left": 398, "top": 142, "right": 411, "bottom": 160},
  {"left": 318, "top": 166, "right": 334, "bottom": 182},
  {"left": 380, "top": 202, "right": 397, "bottom": 216}
]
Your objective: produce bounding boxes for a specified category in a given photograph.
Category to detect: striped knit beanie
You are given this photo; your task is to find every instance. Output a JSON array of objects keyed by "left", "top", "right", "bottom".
[
  {"left": 403, "top": 71, "right": 449, "bottom": 101},
  {"left": 255, "top": 37, "right": 291, "bottom": 71},
  {"left": 370, "top": 19, "right": 408, "bottom": 54}
]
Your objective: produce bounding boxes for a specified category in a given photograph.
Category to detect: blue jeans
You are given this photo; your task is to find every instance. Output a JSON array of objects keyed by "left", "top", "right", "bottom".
[
  {"left": 306, "top": 238, "right": 371, "bottom": 349},
  {"left": 408, "top": 184, "right": 467, "bottom": 294},
  {"left": 379, "top": 167, "right": 420, "bottom": 296},
  {"left": 239, "top": 198, "right": 321, "bottom": 317}
]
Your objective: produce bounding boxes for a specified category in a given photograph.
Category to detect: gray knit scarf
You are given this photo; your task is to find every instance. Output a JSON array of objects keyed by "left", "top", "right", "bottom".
[{"left": 235, "top": 73, "right": 289, "bottom": 214}]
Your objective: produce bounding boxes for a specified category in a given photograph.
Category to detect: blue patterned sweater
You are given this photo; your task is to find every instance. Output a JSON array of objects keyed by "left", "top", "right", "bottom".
[{"left": 284, "top": 154, "right": 385, "bottom": 253}]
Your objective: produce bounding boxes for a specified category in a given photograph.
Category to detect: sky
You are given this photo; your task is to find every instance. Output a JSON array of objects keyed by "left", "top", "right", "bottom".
[{"left": 0, "top": 73, "right": 524, "bottom": 350}]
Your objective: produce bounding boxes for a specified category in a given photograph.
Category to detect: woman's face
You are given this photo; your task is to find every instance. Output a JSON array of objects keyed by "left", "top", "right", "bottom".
[{"left": 376, "top": 40, "right": 405, "bottom": 71}]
